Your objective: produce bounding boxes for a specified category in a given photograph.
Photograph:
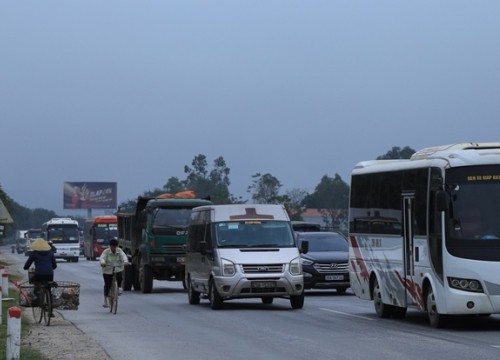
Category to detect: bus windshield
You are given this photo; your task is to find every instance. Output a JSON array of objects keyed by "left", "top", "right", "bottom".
[
  {"left": 95, "top": 224, "right": 118, "bottom": 245},
  {"left": 47, "top": 225, "right": 80, "bottom": 244},
  {"left": 215, "top": 220, "right": 295, "bottom": 248},
  {"left": 445, "top": 165, "right": 500, "bottom": 261}
]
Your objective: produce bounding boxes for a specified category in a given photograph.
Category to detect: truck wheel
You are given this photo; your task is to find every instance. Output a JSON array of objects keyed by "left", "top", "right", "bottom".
[
  {"left": 290, "top": 292, "right": 305, "bottom": 309},
  {"left": 139, "top": 257, "right": 153, "bottom": 294},
  {"left": 123, "top": 263, "right": 134, "bottom": 291},
  {"left": 209, "top": 278, "right": 223, "bottom": 310}
]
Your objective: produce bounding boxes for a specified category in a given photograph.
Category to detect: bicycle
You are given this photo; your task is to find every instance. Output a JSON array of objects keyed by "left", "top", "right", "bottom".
[
  {"left": 108, "top": 266, "right": 119, "bottom": 314},
  {"left": 31, "top": 281, "right": 56, "bottom": 326}
]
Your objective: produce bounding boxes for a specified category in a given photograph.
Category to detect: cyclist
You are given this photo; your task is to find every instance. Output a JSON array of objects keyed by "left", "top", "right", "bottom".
[
  {"left": 99, "top": 238, "right": 128, "bottom": 307},
  {"left": 23, "top": 238, "right": 57, "bottom": 315},
  {"left": 23, "top": 238, "right": 57, "bottom": 283}
]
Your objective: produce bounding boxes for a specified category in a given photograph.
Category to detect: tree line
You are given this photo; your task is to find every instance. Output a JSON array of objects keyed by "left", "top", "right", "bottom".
[{"left": 0, "top": 146, "right": 415, "bottom": 240}]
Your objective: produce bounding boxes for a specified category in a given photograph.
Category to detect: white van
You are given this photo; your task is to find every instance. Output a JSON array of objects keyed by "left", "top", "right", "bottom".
[{"left": 185, "top": 204, "right": 306, "bottom": 309}]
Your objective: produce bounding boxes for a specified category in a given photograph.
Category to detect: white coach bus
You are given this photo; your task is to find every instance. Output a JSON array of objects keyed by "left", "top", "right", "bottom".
[
  {"left": 348, "top": 143, "right": 500, "bottom": 327},
  {"left": 42, "top": 217, "right": 81, "bottom": 262}
]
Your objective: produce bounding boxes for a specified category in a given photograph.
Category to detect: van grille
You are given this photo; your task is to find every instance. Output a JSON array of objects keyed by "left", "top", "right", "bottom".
[{"left": 241, "top": 264, "right": 284, "bottom": 273}]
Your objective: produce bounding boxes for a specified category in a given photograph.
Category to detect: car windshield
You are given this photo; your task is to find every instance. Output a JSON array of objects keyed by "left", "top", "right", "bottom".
[
  {"left": 215, "top": 220, "right": 295, "bottom": 248},
  {"left": 298, "top": 233, "right": 348, "bottom": 252}
]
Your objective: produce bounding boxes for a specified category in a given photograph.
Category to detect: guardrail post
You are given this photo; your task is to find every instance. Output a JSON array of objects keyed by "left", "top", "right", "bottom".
[
  {"left": 7, "top": 306, "right": 22, "bottom": 360},
  {"left": 2, "top": 272, "right": 9, "bottom": 296}
]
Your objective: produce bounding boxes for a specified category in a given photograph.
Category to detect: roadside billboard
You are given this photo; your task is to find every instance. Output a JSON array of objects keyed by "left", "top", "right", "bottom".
[{"left": 64, "top": 182, "right": 117, "bottom": 210}]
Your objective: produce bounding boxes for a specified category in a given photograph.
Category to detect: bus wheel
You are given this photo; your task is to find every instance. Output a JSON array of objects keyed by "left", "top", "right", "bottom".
[
  {"left": 373, "top": 277, "right": 392, "bottom": 318},
  {"left": 426, "top": 287, "right": 447, "bottom": 328}
]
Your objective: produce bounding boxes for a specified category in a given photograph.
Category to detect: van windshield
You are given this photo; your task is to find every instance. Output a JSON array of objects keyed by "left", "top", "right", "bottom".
[{"left": 214, "top": 220, "right": 295, "bottom": 248}]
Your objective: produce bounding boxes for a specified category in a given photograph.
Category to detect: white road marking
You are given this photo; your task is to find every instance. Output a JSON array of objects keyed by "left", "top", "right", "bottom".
[{"left": 320, "top": 308, "right": 376, "bottom": 321}]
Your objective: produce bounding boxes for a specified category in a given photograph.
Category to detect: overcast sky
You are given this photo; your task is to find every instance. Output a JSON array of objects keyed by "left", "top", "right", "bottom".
[{"left": 2, "top": 1, "right": 500, "bottom": 215}]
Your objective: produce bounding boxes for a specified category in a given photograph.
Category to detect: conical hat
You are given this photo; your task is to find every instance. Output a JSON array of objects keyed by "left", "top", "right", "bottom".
[{"left": 30, "top": 238, "right": 51, "bottom": 251}]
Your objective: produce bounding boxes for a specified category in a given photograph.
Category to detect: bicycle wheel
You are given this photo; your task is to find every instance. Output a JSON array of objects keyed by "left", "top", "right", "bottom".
[
  {"left": 32, "top": 287, "right": 43, "bottom": 324},
  {"left": 43, "top": 288, "right": 52, "bottom": 326},
  {"left": 110, "top": 279, "right": 118, "bottom": 314},
  {"left": 40, "top": 287, "right": 52, "bottom": 326}
]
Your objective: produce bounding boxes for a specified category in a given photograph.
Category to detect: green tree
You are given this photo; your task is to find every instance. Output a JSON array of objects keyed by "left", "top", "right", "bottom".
[
  {"left": 302, "top": 174, "right": 349, "bottom": 230},
  {"left": 184, "top": 154, "right": 234, "bottom": 204},
  {"left": 283, "top": 188, "right": 308, "bottom": 221},
  {"left": 247, "top": 173, "right": 287, "bottom": 204},
  {"left": 376, "top": 146, "right": 416, "bottom": 160},
  {"left": 163, "top": 177, "right": 186, "bottom": 194}
]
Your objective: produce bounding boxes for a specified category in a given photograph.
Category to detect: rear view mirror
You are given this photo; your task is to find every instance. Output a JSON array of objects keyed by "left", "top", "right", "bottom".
[{"left": 300, "top": 240, "right": 309, "bottom": 254}]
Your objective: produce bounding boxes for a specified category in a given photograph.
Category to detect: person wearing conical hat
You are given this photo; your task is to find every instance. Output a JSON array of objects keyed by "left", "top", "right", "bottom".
[{"left": 23, "top": 238, "right": 57, "bottom": 283}]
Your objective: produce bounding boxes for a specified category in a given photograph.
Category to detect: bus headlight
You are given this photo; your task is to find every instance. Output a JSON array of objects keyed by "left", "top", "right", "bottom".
[
  {"left": 289, "top": 257, "right": 302, "bottom": 276},
  {"left": 447, "top": 277, "right": 484, "bottom": 293}
]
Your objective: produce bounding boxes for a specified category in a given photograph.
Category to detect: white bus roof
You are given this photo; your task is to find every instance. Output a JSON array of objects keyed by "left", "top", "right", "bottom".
[{"left": 353, "top": 142, "right": 500, "bottom": 175}]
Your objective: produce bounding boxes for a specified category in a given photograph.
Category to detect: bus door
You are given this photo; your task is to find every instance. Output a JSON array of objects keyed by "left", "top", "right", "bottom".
[{"left": 402, "top": 192, "right": 417, "bottom": 307}]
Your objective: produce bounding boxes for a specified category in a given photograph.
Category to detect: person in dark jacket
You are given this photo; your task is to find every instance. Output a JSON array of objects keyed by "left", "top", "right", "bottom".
[{"left": 23, "top": 238, "right": 57, "bottom": 282}]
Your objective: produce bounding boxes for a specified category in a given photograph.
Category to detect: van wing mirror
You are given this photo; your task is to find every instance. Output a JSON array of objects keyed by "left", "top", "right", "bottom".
[{"left": 300, "top": 240, "right": 309, "bottom": 254}]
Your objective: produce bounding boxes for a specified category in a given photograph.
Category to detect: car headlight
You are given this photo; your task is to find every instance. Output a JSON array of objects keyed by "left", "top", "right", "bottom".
[
  {"left": 289, "top": 257, "right": 302, "bottom": 275},
  {"left": 221, "top": 258, "right": 236, "bottom": 277}
]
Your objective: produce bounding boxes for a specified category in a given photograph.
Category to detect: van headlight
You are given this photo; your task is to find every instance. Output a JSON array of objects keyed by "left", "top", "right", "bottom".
[
  {"left": 221, "top": 258, "right": 236, "bottom": 277},
  {"left": 289, "top": 257, "right": 302, "bottom": 275}
]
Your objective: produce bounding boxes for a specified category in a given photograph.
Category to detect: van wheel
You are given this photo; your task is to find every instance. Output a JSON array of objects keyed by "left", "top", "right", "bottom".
[
  {"left": 187, "top": 276, "right": 200, "bottom": 305},
  {"left": 209, "top": 279, "right": 223, "bottom": 310},
  {"left": 373, "top": 277, "right": 392, "bottom": 318},
  {"left": 261, "top": 297, "right": 273, "bottom": 305},
  {"left": 290, "top": 292, "right": 305, "bottom": 309}
]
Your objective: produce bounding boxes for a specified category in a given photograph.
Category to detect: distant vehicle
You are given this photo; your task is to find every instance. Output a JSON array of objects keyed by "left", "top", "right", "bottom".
[
  {"left": 16, "top": 238, "right": 27, "bottom": 254},
  {"left": 24, "top": 228, "right": 43, "bottom": 256},
  {"left": 42, "top": 218, "right": 80, "bottom": 262},
  {"left": 296, "top": 231, "right": 350, "bottom": 293},
  {"left": 83, "top": 216, "right": 118, "bottom": 260},
  {"left": 291, "top": 221, "right": 321, "bottom": 232}
]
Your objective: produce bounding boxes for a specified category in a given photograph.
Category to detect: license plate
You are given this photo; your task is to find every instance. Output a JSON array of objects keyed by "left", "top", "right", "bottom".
[
  {"left": 252, "top": 281, "right": 276, "bottom": 289},
  {"left": 177, "top": 257, "right": 185, "bottom": 264},
  {"left": 325, "top": 275, "right": 344, "bottom": 281}
]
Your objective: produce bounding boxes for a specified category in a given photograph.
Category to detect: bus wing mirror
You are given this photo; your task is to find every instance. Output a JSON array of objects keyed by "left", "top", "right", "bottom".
[{"left": 436, "top": 190, "right": 447, "bottom": 212}]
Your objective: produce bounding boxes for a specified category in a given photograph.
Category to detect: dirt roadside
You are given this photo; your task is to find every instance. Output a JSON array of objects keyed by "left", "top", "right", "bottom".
[{"left": 1, "top": 247, "right": 111, "bottom": 360}]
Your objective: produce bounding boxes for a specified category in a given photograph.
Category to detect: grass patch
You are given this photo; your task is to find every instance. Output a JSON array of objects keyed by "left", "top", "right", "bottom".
[{"left": 1, "top": 260, "right": 46, "bottom": 360}]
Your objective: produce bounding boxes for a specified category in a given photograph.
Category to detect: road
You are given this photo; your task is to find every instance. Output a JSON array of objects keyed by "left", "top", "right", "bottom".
[{"left": 4, "top": 246, "right": 500, "bottom": 360}]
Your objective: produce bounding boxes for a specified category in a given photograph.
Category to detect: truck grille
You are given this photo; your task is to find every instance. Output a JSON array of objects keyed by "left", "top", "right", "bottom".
[
  {"left": 161, "top": 245, "right": 185, "bottom": 254},
  {"left": 241, "top": 264, "right": 284, "bottom": 273},
  {"left": 314, "top": 262, "right": 348, "bottom": 274}
]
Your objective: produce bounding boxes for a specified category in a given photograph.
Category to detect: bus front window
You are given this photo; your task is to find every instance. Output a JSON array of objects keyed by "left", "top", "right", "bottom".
[{"left": 445, "top": 165, "right": 500, "bottom": 261}]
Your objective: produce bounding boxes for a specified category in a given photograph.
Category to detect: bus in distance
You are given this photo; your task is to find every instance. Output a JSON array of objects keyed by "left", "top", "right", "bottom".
[
  {"left": 42, "top": 218, "right": 81, "bottom": 263},
  {"left": 348, "top": 143, "right": 500, "bottom": 328},
  {"left": 83, "top": 215, "right": 118, "bottom": 260}
]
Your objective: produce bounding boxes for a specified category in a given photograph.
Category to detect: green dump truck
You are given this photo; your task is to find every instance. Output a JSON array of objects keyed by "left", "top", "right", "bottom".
[{"left": 117, "top": 192, "right": 212, "bottom": 293}]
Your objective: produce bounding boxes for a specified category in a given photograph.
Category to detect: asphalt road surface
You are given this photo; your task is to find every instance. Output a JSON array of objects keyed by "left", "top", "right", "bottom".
[{"left": 3, "top": 245, "right": 500, "bottom": 360}]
